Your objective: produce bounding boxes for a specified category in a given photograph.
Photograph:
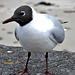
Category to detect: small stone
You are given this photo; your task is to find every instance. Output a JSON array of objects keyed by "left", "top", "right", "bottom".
[
  {"left": 7, "top": 51, "right": 13, "bottom": 53},
  {"left": 4, "top": 62, "right": 14, "bottom": 64}
]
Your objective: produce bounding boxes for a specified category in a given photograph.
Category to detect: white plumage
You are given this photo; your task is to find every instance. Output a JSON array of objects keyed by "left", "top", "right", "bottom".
[{"left": 15, "top": 8, "right": 64, "bottom": 53}]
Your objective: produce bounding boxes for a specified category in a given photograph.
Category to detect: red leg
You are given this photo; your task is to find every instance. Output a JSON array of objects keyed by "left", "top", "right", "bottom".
[
  {"left": 41, "top": 52, "right": 55, "bottom": 75},
  {"left": 15, "top": 52, "right": 31, "bottom": 75}
]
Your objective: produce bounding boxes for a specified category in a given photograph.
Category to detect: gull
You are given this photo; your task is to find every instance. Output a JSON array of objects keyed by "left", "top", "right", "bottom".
[{"left": 3, "top": 5, "right": 65, "bottom": 75}]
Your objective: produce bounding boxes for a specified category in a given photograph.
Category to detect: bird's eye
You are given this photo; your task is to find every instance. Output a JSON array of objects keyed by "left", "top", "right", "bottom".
[{"left": 20, "top": 11, "right": 26, "bottom": 16}]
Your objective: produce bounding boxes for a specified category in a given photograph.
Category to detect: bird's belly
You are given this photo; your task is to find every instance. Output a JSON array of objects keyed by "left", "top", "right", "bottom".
[{"left": 19, "top": 31, "right": 57, "bottom": 53}]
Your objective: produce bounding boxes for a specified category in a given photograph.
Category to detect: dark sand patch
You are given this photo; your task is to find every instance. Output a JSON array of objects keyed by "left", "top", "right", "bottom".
[{"left": 7, "top": 32, "right": 13, "bottom": 34}]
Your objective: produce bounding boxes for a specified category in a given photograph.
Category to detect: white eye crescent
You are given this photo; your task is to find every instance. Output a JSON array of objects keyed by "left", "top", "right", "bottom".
[{"left": 20, "top": 11, "right": 26, "bottom": 16}]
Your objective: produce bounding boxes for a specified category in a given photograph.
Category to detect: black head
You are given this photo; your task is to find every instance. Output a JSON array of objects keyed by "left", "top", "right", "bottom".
[{"left": 3, "top": 5, "right": 33, "bottom": 26}]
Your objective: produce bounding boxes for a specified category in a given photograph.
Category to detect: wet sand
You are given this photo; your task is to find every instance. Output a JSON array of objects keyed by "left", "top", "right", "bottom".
[{"left": 0, "top": 0, "right": 75, "bottom": 52}]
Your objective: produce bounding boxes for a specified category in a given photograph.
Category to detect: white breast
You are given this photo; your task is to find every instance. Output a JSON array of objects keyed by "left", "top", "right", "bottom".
[{"left": 16, "top": 13, "right": 57, "bottom": 53}]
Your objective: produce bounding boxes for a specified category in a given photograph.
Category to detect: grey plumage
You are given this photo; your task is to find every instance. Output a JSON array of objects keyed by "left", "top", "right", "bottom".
[
  {"left": 15, "top": 26, "right": 19, "bottom": 41},
  {"left": 45, "top": 14, "right": 65, "bottom": 43}
]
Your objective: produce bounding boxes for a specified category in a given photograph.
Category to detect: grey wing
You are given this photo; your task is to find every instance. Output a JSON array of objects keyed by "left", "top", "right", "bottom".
[
  {"left": 50, "top": 27, "right": 65, "bottom": 43},
  {"left": 15, "top": 27, "right": 19, "bottom": 41},
  {"left": 44, "top": 14, "right": 65, "bottom": 43}
]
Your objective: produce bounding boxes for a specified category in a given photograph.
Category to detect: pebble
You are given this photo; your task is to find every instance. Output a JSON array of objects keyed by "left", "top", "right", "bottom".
[
  {"left": 0, "top": 45, "right": 75, "bottom": 75},
  {"left": 7, "top": 51, "right": 13, "bottom": 53}
]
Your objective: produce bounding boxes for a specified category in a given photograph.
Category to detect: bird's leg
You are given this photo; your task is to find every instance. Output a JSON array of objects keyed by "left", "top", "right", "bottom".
[
  {"left": 41, "top": 52, "right": 55, "bottom": 75},
  {"left": 22, "top": 52, "right": 31, "bottom": 75},
  {"left": 15, "top": 52, "right": 31, "bottom": 75},
  {"left": 44, "top": 52, "right": 51, "bottom": 75},
  {"left": 24, "top": 52, "right": 31, "bottom": 73}
]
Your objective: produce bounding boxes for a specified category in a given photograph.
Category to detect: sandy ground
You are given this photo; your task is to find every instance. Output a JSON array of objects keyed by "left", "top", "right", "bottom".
[{"left": 0, "top": 0, "right": 75, "bottom": 52}]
